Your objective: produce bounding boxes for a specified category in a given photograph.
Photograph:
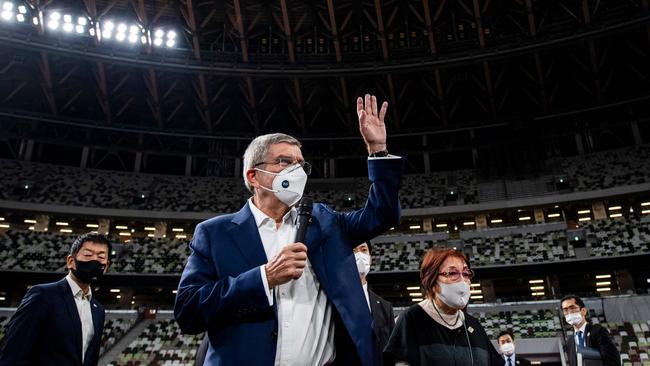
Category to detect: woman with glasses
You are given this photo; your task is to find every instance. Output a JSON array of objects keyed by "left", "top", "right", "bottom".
[{"left": 384, "top": 248, "right": 502, "bottom": 366}]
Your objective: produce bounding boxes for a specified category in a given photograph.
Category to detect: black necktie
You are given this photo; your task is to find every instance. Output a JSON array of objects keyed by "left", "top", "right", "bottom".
[{"left": 507, "top": 357, "right": 513, "bottom": 366}]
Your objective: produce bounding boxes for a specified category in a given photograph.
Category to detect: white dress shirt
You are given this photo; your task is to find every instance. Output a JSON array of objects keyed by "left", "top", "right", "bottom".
[
  {"left": 249, "top": 199, "right": 335, "bottom": 366},
  {"left": 574, "top": 322, "right": 588, "bottom": 348},
  {"left": 362, "top": 283, "right": 371, "bottom": 311},
  {"left": 504, "top": 353, "right": 516, "bottom": 366},
  {"left": 65, "top": 274, "right": 94, "bottom": 362}
]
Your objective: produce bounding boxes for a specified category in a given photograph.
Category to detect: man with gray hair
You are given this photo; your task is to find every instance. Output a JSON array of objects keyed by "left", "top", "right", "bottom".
[{"left": 176, "top": 94, "right": 402, "bottom": 366}]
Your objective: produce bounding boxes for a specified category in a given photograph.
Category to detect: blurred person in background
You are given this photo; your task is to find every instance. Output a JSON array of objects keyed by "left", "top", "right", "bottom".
[
  {"left": 561, "top": 295, "right": 620, "bottom": 366},
  {"left": 0, "top": 232, "right": 111, "bottom": 366},
  {"left": 496, "top": 330, "right": 531, "bottom": 366},
  {"left": 354, "top": 240, "right": 395, "bottom": 366},
  {"left": 384, "top": 247, "right": 502, "bottom": 366}
]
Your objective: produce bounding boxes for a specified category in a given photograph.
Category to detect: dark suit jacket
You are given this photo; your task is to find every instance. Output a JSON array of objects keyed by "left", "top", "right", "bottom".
[
  {"left": 0, "top": 278, "right": 105, "bottom": 366},
  {"left": 175, "top": 158, "right": 402, "bottom": 366},
  {"left": 566, "top": 323, "right": 621, "bottom": 366},
  {"left": 369, "top": 289, "right": 394, "bottom": 366}
]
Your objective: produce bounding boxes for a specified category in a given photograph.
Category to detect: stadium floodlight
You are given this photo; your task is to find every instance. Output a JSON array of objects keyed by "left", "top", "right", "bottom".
[
  {"left": 63, "top": 14, "right": 71, "bottom": 23},
  {"left": 18, "top": 5, "right": 25, "bottom": 13},
  {"left": 129, "top": 24, "right": 139, "bottom": 34},
  {"left": 102, "top": 29, "right": 112, "bottom": 39},
  {"left": 16, "top": 13, "right": 24, "bottom": 22},
  {"left": 154, "top": 29, "right": 164, "bottom": 38},
  {"left": 167, "top": 30, "right": 176, "bottom": 39},
  {"left": 1, "top": 10, "right": 11, "bottom": 21},
  {"left": 166, "top": 39, "right": 175, "bottom": 47},
  {"left": 128, "top": 33, "right": 137, "bottom": 43},
  {"left": 103, "top": 20, "right": 114, "bottom": 31},
  {"left": 153, "top": 37, "right": 163, "bottom": 46},
  {"left": 2, "top": 2, "right": 12, "bottom": 11},
  {"left": 140, "top": 35, "right": 147, "bottom": 44},
  {"left": 115, "top": 32, "right": 125, "bottom": 41},
  {"left": 50, "top": 11, "right": 60, "bottom": 20},
  {"left": 63, "top": 22, "right": 73, "bottom": 32},
  {"left": 75, "top": 24, "right": 84, "bottom": 33},
  {"left": 117, "top": 23, "right": 127, "bottom": 32},
  {"left": 77, "top": 16, "right": 87, "bottom": 26}
]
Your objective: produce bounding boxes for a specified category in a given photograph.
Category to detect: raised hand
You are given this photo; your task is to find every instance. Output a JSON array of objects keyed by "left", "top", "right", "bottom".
[
  {"left": 357, "top": 94, "right": 388, "bottom": 154},
  {"left": 264, "top": 243, "right": 308, "bottom": 288}
]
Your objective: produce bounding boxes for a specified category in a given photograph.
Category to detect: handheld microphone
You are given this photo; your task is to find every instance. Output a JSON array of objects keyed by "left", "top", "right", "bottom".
[{"left": 294, "top": 196, "right": 313, "bottom": 243}]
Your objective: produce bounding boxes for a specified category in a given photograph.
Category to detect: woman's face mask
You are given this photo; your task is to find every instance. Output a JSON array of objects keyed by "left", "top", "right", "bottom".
[
  {"left": 436, "top": 280, "right": 470, "bottom": 309},
  {"left": 255, "top": 164, "right": 308, "bottom": 207}
]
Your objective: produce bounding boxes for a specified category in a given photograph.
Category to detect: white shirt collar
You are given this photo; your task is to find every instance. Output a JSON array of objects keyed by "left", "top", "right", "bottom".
[
  {"left": 65, "top": 273, "right": 92, "bottom": 300},
  {"left": 248, "top": 198, "right": 297, "bottom": 229}
]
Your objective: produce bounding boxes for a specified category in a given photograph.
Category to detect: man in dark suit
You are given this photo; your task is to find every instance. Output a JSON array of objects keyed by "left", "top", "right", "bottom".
[
  {"left": 561, "top": 295, "right": 621, "bottom": 366},
  {"left": 496, "top": 330, "right": 531, "bottom": 366},
  {"left": 176, "top": 94, "right": 401, "bottom": 366},
  {"left": 0, "top": 232, "right": 111, "bottom": 366},
  {"left": 353, "top": 241, "right": 394, "bottom": 366}
]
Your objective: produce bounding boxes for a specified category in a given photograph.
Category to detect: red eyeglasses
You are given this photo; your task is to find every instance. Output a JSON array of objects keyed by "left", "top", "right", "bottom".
[{"left": 438, "top": 268, "right": 474, "bottom": 281}]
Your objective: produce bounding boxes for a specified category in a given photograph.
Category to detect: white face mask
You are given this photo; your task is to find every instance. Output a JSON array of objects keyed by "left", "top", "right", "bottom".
[
  {"left": 500, "top": 342, "right": 515, "bottom": 356},
  {"left": 437, "top": 280, "right": 470, "bottom": 309},
  {"left": 565, "top": 311, "right": 583, "bottom": 326},
  {"left": 355, "top": 252, "right": 371, "bottom": 276},
  {"left": 255, "top": 164, "right": 308, "bottom": 207}
]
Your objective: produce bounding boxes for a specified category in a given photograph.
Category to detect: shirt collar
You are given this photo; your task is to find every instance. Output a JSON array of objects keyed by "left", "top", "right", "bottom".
[
  {"left": 65, "top": 273, "right": 92, "bottom": 301},
  {"left": 576, "top": 321, "right": 587, "bottom": 334},
  {"left": 248, "top": 198, "right": 297, "bottom": 228}
]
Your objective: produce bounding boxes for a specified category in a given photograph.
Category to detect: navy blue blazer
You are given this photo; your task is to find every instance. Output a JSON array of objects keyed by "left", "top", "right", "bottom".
[
  {"left": 0, "top": 278, "right": 105, "bottom": 366},
  {"left": 174, "top": 157, "right": 402, "bottom": 366}
]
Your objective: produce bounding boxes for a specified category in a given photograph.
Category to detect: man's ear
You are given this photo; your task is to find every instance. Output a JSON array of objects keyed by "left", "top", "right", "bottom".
[
  {"left": 66, "top": 255, "right": 75, "bottom": 270},
  {"left": 246, "top": 169, "right": 258, "bottom": 190}
]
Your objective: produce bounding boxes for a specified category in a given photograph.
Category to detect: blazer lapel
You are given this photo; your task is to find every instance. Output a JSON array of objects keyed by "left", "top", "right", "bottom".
[
  {"left": 228, "top": 204, "right": 270, "bottom": 268},
  {"left": 86, "top": 299, "right": 103, "bottom": 362},
  {"left": 585, "top": 323, "right": 592, "bottom": 347},
  {"left": 59, "top": 279, "right": 83, "bottom": 364}
]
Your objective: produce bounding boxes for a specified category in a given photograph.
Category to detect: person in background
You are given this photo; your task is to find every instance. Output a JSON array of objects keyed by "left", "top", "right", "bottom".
[
  {"left": 561, "top": 295, "right": 620, "bottom": 366},
  {"left": 354, "top": 240, "right": 395, "bottom": 366},
  {"left": 384, "top": 247, "right": 502, "bottom": 366},
  {"left": 496, "top": 330, "right": 531, "bottom": 366},
  {"left": 0, "top": 232, "right": 111, "bottom": 366}
]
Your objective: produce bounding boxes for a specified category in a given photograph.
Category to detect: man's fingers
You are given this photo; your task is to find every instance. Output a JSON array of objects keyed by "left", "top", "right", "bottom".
[
  {"left": 371, "top": 95, "right": 378, "bottom": 116},
  {"left": 292, "top": 269, "right": 304, "bottom": 279},
  {"left": 364, "top": 94, "right": 372, "bottom": 116},
  {"left": 289, "top": 243, "right": 308, "bottom": 253},
  {"left": 379, "top": 101, "right": 388, "bottom": 121},
  {"left": 356, "top": 97, "right": 364, "bottom": 117}
]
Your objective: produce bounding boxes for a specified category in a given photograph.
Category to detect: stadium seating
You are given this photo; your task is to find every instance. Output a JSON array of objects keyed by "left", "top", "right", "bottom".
[
  {"left": 472, "top": 309, "right": 563, "bottom": 339},
  {"left": 106, "top": 319, "right": 203, "bottom": 366},
  {"left": 464, "top": 231, "right": 575, "bottom": 266},
  {"left": 599, "top": 321, "right": 650, "bottom": 366},
  {"left": 101, "top": 318, "right": 138, "bottom": 356},
  {"left": 583, "top": 217, "right": 650, "bottom": 257},
  {"left": 0, "top": 159, "right": 478, "bottom": 212},
  {"left": 559, "top": 145, "right": 650, "bottom": 192}
]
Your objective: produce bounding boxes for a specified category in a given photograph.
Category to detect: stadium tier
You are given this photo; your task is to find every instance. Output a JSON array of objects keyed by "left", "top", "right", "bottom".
[
  {"left": 1, "top": 143, "right": 649, "bottom": 213},
  {"left": 1, "top": 216, "right": 648, "bottom": 274},
  {"left": 106, "top": 319, "right": 203, "bottom": 366}
]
